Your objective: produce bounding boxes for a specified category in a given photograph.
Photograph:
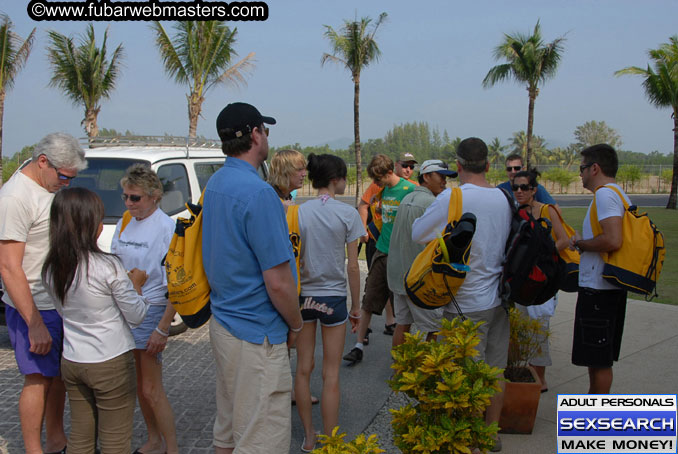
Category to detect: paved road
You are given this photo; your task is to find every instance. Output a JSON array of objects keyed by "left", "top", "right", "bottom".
[{"left": 299, "top": 193, "right": 669, "bottom": 208}]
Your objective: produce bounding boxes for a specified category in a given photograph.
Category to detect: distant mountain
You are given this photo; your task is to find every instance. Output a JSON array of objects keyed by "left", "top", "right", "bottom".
[{"left": 315, "top": 137, "right": 353, "bottom": 150}]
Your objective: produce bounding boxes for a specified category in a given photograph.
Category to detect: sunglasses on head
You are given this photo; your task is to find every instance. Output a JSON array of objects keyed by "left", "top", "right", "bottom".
[
  {"left": 121, "top": 194, "right": 143, "bottom": 202},
  {"left": 400, "top": 163, "right": 415, "bottom": 170},
  {"left": 511, "top": 184, "right": 533, "bottom": 192},
  {"left": 506, "top": 166, "right": 522, "bottom": 172}
]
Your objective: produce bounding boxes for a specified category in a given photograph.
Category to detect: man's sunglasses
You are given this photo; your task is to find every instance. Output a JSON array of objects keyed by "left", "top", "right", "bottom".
[
  {"left": 399, "top": 163, "right": 415, "bottom": 170},
  {"left": 579, "top": 162, "right": 595, "bottom": 173},
  {"left": 511, "top": 184, "right": 533, "bottom": 192},
  {"left": 506, "top": 166, "right": 522, "bottom": 172},
  {"left": 121, "top": 194, "right": 143, "bottom": 202},
  {"left": 47, "top": 161, "right": 76, "bottom": 181}
]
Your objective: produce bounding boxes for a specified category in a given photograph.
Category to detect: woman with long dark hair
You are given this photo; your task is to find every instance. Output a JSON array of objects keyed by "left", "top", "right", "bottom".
[
  {"left": 42, "top": 187, "right": 148, "bottom": 454},
  {"left": 294, "top": 154, "right": 364, "bottom": 451}
]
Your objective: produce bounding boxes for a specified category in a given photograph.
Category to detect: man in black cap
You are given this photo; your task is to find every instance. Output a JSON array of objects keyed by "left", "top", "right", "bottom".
[{"left": 202, "top": 102, "right": 303, "bottom": 454}]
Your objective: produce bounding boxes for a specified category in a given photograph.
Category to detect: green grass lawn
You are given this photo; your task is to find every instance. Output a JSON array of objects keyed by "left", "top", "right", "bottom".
[
  {"left": 560, "top": 207, "right": 676, "bottom": 305},
  {"left": 358, "top": 206, "right": 676, "bottom": 305}
]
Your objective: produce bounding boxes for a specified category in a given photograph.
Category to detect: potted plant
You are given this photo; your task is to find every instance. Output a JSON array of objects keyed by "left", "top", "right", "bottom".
[
  {"left": 389, "top": 317, "right": 503, "bottom": 454},
  {"left": 499, "top": 307, "right": 550, "bottom": 434}
]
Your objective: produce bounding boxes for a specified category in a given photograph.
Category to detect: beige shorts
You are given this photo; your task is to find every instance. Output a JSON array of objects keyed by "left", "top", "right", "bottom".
[
  {"left": 443, "top": 305, "right": 509, "bottom": 368},
  {"left": 209, "top": 318, "right": 292, "bottom": 453},
  {"left": 393, "top": 292, "right": 443, "bottom": 333}
]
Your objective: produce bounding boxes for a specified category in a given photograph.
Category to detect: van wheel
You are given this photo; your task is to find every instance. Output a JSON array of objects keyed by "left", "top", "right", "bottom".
[{"left": 169, "top": 314, "right": 188, "bottom": 336}]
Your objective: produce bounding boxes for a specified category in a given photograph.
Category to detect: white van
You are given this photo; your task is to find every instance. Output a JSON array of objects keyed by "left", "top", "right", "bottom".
[{"left": 70, "top": 136, "right": 269, "bottom": 334}]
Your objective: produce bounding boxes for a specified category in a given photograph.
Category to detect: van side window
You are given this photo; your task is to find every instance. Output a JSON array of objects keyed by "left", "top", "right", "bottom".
[
  {"left": 195, "top": 162, "right": 224, "bottom": 191},
  {"left": 157, "top": 164, "right": 191, "bottom": 215}
]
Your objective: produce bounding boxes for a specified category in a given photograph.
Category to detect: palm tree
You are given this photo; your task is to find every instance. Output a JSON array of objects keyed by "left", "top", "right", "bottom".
[
  {"left": 487, "top": 137, "right": 507, "bottom": 165},
  {"left": 152, "top": 21, "right": 255, "bottom": 138},
  {"left": 483, "top": 21, "right": 565, "bottom": 169},
  {"left": 47, "top": 24, "right": 124, "bottom": 141},
  {"left": 616, "top": 36, "right": 678, "bottom": 209},
  {"left": 509, "top": 130, "right": 548, "bottom": 167},
  {"left": 322, "top": 12, "right": 388, "bottom": 205},
  {"left": 0, "top": 14, "right": 35, "bottom": 185}
]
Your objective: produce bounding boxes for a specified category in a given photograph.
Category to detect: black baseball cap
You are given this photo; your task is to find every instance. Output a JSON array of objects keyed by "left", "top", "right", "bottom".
[{"left": 216, "top": 102, "right": 276, "bottom": 141}]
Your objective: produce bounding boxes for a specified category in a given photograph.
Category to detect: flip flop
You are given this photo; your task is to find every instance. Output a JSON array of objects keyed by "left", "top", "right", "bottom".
[{"left": 300, "top": 431, "right": 320, "bottom": 452}]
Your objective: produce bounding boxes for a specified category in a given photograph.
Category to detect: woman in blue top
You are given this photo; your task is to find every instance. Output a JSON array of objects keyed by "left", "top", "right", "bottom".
[{"left": 294, "top": 154, "right": 365, "bottom": 452}]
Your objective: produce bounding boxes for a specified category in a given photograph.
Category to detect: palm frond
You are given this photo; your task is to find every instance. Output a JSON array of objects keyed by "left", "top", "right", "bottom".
[
  {"left": 208, "top": 51, "right": 255, "bottom": 92},
  {"left": 0, "top": 14, "right": 35, "bottom": 92},
  {"left": 151, "top": 21, "right": 188, "bottom": 84}
]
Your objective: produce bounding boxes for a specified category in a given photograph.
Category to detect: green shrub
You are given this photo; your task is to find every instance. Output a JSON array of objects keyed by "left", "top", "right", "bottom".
[
  {"left": 313, "top": 427, "right": 384, "bottom": 453},
  {"left": 617, "top": 164, "right": 643, "bottom": 192},
  {"left": 542, "top": 167, "right": 577, "bottom": 193},
  {"left": 389, "top": 318, "right": 502, "bottom": 454}
]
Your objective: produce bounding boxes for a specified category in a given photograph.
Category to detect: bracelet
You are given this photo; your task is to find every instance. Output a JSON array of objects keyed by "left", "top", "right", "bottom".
[
  {"left": 155, "top": 326, "right": 169, "bottom": 337},
  {"left": 290, "top": 323, "right": 304, "bottom": 333},
  {"left": 348, "top": 313, "right": 361, "bottom": 319}
]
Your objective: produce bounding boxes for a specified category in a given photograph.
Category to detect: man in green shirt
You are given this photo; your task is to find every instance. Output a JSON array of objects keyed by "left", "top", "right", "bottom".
[{"left": 343, "top": 154, "right": 415, "bottom": 364}]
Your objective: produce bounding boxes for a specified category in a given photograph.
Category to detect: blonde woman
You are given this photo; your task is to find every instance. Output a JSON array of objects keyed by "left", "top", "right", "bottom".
[
  {"left": 269, "top": 149, "right": 307, "bottom": 209},
  {"left": 111, "top": 164, "right": 178, "bottom": 454}
]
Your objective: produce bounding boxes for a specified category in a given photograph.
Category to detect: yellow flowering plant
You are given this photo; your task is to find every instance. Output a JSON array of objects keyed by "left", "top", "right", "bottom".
[
  {"left": 506, "top": 307, "right": 549, "bottom": 382},
  {"left": 389, "top": 317, "right": 503, "bottom": 454}
]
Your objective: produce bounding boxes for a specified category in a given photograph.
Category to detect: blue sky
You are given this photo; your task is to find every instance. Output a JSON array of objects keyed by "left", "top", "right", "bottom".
[{"left": 2, "top": 0, "right": 677, "bottom": 159}]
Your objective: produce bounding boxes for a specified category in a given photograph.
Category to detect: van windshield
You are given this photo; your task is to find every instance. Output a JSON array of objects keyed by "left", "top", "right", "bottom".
[{"left": 70, "top": 158, "right": 149, "bottom": 223}]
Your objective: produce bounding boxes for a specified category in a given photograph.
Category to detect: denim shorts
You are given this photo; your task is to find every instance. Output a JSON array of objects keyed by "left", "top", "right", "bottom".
[
  {"left": 6, "top": 305, "right": 63, "bottom": 377},
  {"left": 299, "top": 295, "right": 348, "bottom": 327},
  {"left": 131, "top": 304, "right": 167, "bottom": 357}
]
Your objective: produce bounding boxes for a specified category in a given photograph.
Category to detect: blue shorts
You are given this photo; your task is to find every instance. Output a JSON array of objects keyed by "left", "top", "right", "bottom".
[
  {"left": 299, "top": 295, "right": 348, "bottom": 327},
  {"left": 6, "top": 305, "right": 63, "bottom": 377},
  {"left": 132, "top": 304, "right": 166, "bottom": 357}
]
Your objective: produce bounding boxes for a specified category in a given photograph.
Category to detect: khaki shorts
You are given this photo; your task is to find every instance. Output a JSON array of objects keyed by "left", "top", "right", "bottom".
[
  {"left": 393, "top": 292, "right": 443, "bottom": 334},
  {"left": 361, "top": 250, "right": 393, "bottom": 315},
  {"left": 443, "top": 305, "right": 509, "bottom": 368},
  {"left": 209, "top": 318, "right": 292, "bottom": 453}
]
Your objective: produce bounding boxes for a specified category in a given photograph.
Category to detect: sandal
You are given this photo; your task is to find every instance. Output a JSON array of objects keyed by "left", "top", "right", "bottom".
[{"left": 301, "top": 431, "right": 320, "bottom": 452}]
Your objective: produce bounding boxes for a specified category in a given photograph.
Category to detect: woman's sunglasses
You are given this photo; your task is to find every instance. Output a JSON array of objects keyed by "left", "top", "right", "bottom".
[
  {"left": 121, "top": 194, "right": 143, "bottom": 202},
  {"left": 511, "top": 184, "right": 534, "bottom": 192}
]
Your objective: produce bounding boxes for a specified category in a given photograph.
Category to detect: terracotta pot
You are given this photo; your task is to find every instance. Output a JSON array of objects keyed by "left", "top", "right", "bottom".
[{"left": 499, "top": 365, "right": 542, "bottom": 434}]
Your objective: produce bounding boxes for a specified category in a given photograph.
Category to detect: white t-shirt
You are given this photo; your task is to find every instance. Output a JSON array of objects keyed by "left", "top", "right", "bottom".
[
  {"left": 579, "top": 183, "right": 630, "bottom": 290},
  {"left": 111, "top": 208, "right": 175, "bottom": 305},
  {"left": 298, "top": 197, "right": 365, "bottom": 297},
  {"left": 0, "top": 172, "right": 56, "bottom": 310},
  {"left": 411, "top": 185, "right": 512, "bottom": 313},
  {"left": 49, "top": 253, "right": 148, "bottom": 363}
]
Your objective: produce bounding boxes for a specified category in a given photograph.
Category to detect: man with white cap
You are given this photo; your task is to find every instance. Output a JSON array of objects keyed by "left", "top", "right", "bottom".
[{"left": 388, "top": 160, "right": 457, "bottom": 347}]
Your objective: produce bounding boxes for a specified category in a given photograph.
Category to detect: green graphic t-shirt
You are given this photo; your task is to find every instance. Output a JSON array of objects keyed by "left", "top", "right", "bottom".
[{"left": 376, "top": 177, "right": 415, "bottom": 254}]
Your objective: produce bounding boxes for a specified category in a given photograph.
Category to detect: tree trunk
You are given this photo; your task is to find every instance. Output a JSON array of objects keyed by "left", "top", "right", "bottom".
[
  {"left": 667, "top": 110, "right": 678, "bottom": 210},
  {"left": 0, "top": 89, "right": 5, "bottom": 187},
  {"left": 353, "top": 76, "right": 362, "bottom": 207},
  {"left": 525, "top": 87, "right": 537, "bottom": 169},
  {"left": 188, "top": 91, "right": 204, "bottom": 139},
  {"left": 83, "top": 106, "right": 100, "bottom": 143}
]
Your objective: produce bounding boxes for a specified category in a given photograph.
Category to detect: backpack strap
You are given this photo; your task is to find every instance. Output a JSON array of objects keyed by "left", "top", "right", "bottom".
[
  {"left": 119, "top": 211, "right": 132, "bottom": 238},
  {"left": 446, "top": 187, "right": 463, "bottom": 225},
  {"left": 286, "top": 204, "right": 302, "bottom": 295},
  {"left": 590, "top": 184, "right": 627, "bottom": 237}
]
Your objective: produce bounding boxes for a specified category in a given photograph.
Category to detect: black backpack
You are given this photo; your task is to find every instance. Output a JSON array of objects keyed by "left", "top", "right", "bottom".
[{"left": 499, "top": 189, "right": 565, "bottom": 307}]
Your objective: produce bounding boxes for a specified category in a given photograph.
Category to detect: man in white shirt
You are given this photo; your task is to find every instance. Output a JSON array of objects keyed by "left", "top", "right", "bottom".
[
  {"left": 0, "top": 133, "right": 87, "bottom": 454},
  {"left": 412, "top": 138, "right": 511, "bottom": 452},
  {"left": 570, "top": 144, "right": 628, "bottom": 394}
]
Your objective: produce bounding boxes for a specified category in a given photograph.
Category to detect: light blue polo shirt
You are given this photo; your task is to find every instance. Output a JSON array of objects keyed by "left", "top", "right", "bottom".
[{"left": 202, "top": 157, "right": 296, "bottom": 345}]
